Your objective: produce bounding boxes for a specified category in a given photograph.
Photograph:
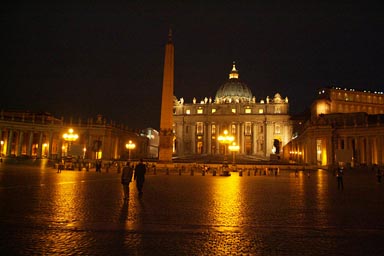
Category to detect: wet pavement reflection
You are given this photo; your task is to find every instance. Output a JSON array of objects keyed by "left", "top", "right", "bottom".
[{"left": 1, "top": 164, "right": 383, "bottom": 255}]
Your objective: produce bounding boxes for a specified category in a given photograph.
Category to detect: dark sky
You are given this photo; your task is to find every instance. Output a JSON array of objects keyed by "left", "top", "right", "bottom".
[{"left": 2, "top": 1, "right": 384, "bottom": 129}]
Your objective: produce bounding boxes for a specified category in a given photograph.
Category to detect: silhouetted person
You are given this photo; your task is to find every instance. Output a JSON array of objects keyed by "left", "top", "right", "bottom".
[
  {"left": 374, "top": 164, "right": 382, "bottom": 183},
  {"left": 121, "top": 162, "right": 134, "bottom": 200},
  {"left": 134, "top": 159, "right": 147, "bottom": 195},
  {"left": 57, "top": 160, "right": 63, "bottom": 173},
  {"left": 96, "top": 160, "right": 102, "bottom": 172},
  {"left": 337, "top": 166, "right": 344, "bottom": 190}
]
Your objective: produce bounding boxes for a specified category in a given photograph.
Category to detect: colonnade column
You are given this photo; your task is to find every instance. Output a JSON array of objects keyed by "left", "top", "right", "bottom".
[
  {"left": 48, "top": 131, "right": 53, "bottom": 159},
  {"left": 17, "top": 131, "right": 24, "bottom": 156},
  {"left": 378, "top": 134, "right": 384, "bottom": 165},
  {"left": 6, "top": 129, "right": 13, "bottom": 156},
  {"left": 37, "top": 132, "right": 43, "bottom": 158},
  {"left": 58, "top": 140, "right": 63, "bottom": 159},
  {"left": 27, "top": 132, "right": 33, "bottom": 156},
  {"left": 0, "top": 129, "right": 3, "bottom": 156}
]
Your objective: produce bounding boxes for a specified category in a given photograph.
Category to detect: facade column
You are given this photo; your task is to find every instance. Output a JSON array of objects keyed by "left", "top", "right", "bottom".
[
  {"left": 191, "top": 124, "right": 196, "bottom": 154},
  {"left": 252, "top": 122, "right": 257, "bottom": 154},
  {"left": 235, "top": 123, "right": 240, "bottom": 153},
  {"left": 216, "top": 124, "right": 221, "bottom": 155},
  {"left": 0, "top": 128, "right": 3, "bottom": 157},
  {"left": 6, "top": 129, "right": 13, "bottom": 156},
  {"left": 48, "top": 131, "right": 53, "bottom": 159},
  {"left": 360, "top": 137, "right": 366, "bottom": 164},
  {"left": 239, "top": 123, "right": 244, "bottom": 154},
  {"left": 37, "top": 132, "right": 43, "bottom": 158},
  {"left": 378, "top": 134, "right": 383, "bottom": 165},
  {"left": 27, "top": 132, "right": 34, "bottom": 156},
  {"left": 175, "top": 122, "right": 183, "bottom": 156},
  {"left": 17, "top": 131, "right": 24, "bottom": 156},
  {"left": 264, "top": 119, "right": 269, "bottom": 157},
  {"left": 203, "top": 123, "right": 208, "bottom": 154},
  {"left": 58, "top": 140, "right": 63, "bottom": 159},
  {"left": 207, "top": 123, "right": 211, "bottom": 154}
]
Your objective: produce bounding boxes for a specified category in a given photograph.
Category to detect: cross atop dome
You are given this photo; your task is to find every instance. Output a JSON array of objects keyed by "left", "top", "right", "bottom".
[{"left": 229, "top": 61, "right": 239, "bottom": 79}]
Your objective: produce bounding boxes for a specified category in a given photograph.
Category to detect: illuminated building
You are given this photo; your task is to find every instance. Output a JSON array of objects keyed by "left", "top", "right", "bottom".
[
  {"left": 284, "top": 87, "right": 384, "bottom": 167},
  {"left": 0, "top": 111, "right": 149, "bottom": 161},
  {"left": 173, "top": 63, "right": 292, "bottom": 160}
]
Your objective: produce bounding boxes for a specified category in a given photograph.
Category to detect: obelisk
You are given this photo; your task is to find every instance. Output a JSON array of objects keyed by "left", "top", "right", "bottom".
[{"left": 158, "top": 29, "right": 174, "bottom": 163}]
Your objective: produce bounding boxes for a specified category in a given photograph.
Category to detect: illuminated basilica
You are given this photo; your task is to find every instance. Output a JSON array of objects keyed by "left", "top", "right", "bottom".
[{"left": 173, "top": 63, "right": 292, "bottom": 160}]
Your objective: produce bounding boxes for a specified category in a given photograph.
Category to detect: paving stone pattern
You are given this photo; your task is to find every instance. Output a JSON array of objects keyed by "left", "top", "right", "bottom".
[{"left": 1, "top": 164, "right": 383, "bottom": 255}]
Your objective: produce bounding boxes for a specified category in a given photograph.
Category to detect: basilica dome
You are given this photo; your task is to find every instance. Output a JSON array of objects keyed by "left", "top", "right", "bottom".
[{"left": 215, "top": 63, "right": 253, "bottom": 103}]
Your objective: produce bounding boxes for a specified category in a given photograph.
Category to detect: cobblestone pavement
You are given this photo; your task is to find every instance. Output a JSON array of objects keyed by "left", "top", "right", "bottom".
[{"left": 1, "top": 163, "right": 384, "bottom": 255}]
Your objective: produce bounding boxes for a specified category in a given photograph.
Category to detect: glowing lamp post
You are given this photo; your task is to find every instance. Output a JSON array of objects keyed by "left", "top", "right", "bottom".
[
  {"left": 218, "top": 130, "right": 234, "bottom": 164},
  {"left": 125, "top": 140, "right": 136, "bottom": 161},
  {"left": 62, "top": 128, "right": 78, "bottom": 156},
  {"left": 228, "top": 142, "right": 240, "bottom": 165}
]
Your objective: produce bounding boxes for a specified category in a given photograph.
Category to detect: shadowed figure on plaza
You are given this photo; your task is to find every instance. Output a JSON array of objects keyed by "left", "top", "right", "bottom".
[
  {"left": 134, "top": 159, "right": 147, "bottom": 196},
  {"left": 121, "top": 162, "right": 133, "bottom": 200},
  {"left": 337, "top": 166, "right": 344, "bottom": 190}
]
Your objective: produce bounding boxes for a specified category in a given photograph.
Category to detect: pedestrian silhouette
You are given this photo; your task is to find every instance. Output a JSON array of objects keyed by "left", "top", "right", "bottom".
[
  {"left": 373, "top": 164, "right": 382, "bottom": 183},
  {"left": 57, "top": 160, "right": 63, "bottom": 173},
  {"left": 134, "top": 159, "right": 147, "bottom": 196},
  {"left": 337, "top": 166, "right": 344, "bottom": 190},
  {"left": 121, "top": 162, "right": 133, "bottom": 200}
]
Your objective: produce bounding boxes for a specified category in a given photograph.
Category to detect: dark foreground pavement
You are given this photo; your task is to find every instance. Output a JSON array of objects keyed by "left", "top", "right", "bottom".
[{"left": 1, "top": 163, "right": 383, "bottom": 255}]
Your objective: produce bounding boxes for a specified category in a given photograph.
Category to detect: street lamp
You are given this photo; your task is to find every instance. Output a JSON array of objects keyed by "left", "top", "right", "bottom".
[
  {"left": 218, "top": 129, "right": 234, "bottom": 165},
  {"left": 125, "top": 140, "right": 136, "bottom": 161},
  {"left": 228, "top": 142, "right": 240, "bottom": 165},
  {"left": 62, "top": 128, "right": 78, "bottom": 156}
]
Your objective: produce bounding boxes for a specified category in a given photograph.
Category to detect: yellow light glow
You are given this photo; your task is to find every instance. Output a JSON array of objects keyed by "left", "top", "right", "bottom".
[
  {"left": 316, "top": 101, "right": 329, "bottom": 115},
  {"left": 217, "top": 130, "right": 234, "bottom": 144},
  {"left": 208, "top": 176, "right": 242, "bottom": 235},
  {"left": 228, "top": 142, "right": 240, "bottom": 152},
  {"left": 322, "top": 148, "right": 327, "bottom": 165},
  {"left": 63, "top": 128, "right": 79, "bottom": 141},
  {"left": 125, "top": 140, "right": 136, "bottom": 150}
]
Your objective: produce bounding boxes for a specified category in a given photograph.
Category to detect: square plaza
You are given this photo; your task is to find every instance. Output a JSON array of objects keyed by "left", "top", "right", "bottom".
[{"left": 1, "top": 163, "right": 383, "bottom": 255}]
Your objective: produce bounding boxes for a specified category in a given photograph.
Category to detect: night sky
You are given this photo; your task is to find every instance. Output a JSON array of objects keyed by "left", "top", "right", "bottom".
[{"left": 2, "top": 2, "right": 384, "bottom": 129}]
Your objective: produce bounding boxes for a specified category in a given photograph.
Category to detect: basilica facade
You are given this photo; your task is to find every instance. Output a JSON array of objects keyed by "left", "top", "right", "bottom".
[{"left": 172, "top": 63, "right": 292, "bottom": 160}]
